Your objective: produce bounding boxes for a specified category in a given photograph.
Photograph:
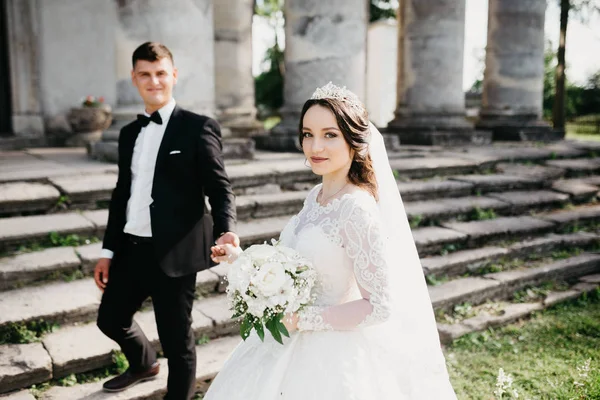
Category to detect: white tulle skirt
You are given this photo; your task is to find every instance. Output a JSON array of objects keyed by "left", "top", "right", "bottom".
[{"left": 204, "top": 329, "right": 456, "bottom": 400}]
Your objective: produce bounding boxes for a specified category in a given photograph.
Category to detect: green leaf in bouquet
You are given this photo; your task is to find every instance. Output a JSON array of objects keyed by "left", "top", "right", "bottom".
[
  {"left": 231, "top": 309, "right": 245, "bottom": 319},
  {"left": 254, "top": 319, "right": 265, "bottom": 342},
  {"left": 266, "top": 318, "right": 283, "bottom": 345},
  {"left": 276, "top": 313, "right": 290, "bottom": 338},
  {"left": 240, "top": 315, "right": 252, "bottom": 340}
]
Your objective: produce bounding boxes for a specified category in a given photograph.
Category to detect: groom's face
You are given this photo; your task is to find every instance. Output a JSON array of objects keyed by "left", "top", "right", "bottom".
[{"left": 131, "top": 57, "right": 178, "bottom": 109}]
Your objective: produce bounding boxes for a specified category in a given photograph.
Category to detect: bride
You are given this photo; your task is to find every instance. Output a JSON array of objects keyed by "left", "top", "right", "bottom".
[{"left": 206, "top": 82, "right": 457, "bottom": 399}]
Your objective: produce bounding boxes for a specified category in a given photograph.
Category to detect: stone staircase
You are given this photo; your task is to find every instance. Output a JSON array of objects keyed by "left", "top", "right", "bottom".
[{"left": 2, "top": 141, "right": 600, "bottom": 398}]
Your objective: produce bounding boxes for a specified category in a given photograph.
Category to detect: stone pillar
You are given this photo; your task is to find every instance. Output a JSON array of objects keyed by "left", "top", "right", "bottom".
[
  {"left": 256, "top": 0, "right": 368, "bottom": 151},
  {"left": 213, "top": 0, "right": 262, "bottom": 136},
  {"left": 115, "top": 0, "right": 215, "bottom": 115},
  {"left": 386, "top": 0, "right": 488, "bottom": 146},
  {"left": 38, "top": 0, "right": 117, "bottom": 117},
  {"left": 5, "top": 0, "right": 44, "bottom": 137},
  {"left": 477, "top": 0, "right": 555, "bottom": 141}
]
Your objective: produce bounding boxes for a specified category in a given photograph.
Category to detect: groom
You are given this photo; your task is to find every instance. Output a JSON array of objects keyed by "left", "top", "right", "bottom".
[{"left": 94, "top": 42, "right": 238, "bottom": 399}]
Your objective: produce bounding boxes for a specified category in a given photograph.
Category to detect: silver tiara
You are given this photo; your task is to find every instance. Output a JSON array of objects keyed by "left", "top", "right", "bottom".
[{"left": 310, "top": 82, "right": 364, "bottom": 112}]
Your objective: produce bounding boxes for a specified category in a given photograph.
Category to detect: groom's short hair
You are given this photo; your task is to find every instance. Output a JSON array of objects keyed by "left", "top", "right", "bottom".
[{"left": 132, "top": 42, "right": 174, "bottom": 68}]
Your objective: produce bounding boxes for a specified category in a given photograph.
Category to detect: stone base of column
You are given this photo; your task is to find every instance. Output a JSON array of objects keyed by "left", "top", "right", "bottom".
[
  {"left": 386, "top": 114, "right": 491, "bottom": 146},
  {"left": 476, "top": 116, "right": 563, "bottom": 141},
  {"left": 253, "top": 111, "right": 301, "bottom": 152},
  {"left": 385, "top": 128, "right": 493, "bottom": 146},
  {"left": 216, "top": 107, "right": 265, "bottom": 138}
]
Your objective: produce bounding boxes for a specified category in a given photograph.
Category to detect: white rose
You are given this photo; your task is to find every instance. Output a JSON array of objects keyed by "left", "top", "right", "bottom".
[
  {"left": 250, "top": 262, "right": 288, "bottom": 296},
  {"left": 268, "top": 277, "right": 295, "bottom": 308},
  {"left": 245, "top": 244, "right": 278, "bottom": 263}
]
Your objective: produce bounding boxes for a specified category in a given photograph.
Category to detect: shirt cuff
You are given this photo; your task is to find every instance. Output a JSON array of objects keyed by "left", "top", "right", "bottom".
[{"left": 100, "top": 249, "right": 114, "bottom": 259}]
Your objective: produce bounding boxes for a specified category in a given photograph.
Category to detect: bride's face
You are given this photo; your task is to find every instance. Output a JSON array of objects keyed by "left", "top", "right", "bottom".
[{"left": 301, "top": 105, "right": 353, "bottom": 177}]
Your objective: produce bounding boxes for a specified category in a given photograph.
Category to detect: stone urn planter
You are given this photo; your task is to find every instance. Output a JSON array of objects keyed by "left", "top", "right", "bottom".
[{"left": 66, "top": 104, "right": 112, "bottom": 147}]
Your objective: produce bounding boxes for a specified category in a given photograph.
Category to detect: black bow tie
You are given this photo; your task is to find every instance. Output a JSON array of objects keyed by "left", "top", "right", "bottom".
[{"left": 137, "top": 111, "right": 162, "bottom": 127}]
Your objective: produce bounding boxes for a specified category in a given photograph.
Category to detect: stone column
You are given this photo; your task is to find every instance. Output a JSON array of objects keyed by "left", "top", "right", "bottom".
[
  {"left": 213, "top": 0, "right": 262, "bottom": 136},
  {"left": 5, "top": 0, "right": 44, "bottom": 137},
  {"left": 386, "top": 0, "right": 488, "bottom": 146},
  {"left": 256, "top": 0, "right": 368, "bottom": 151},
  {"left": 477, "top": 0, "right": 554, "bottom": 141},
  {"left": 115, "top": 0, "right": 215, "bottom": 115}
]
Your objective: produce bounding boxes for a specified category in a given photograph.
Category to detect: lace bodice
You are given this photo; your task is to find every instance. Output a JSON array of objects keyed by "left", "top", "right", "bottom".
[{"left": 279, "top": 184, "right": 391, "bottom": 331}]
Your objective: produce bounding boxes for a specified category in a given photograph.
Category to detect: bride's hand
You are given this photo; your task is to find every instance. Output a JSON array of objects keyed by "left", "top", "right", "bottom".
[
  {"left": 210, "top": 243, "right": 241, "bottom": 264},
  {"left": 282, "top": 313, "right": 299, "bottom": 333}
]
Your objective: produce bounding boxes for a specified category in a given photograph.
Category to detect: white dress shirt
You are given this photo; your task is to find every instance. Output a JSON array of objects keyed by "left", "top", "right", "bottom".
[{"left": 100, "top": 98, "right": 176, "bottom": 260}]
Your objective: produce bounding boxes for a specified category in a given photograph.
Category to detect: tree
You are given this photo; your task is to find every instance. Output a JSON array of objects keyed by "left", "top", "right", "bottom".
[
  {"left": 254, "top": 0, "right": 285, "bottom": 116},
  {"left": 552, "top": 0, "right": 600, "bottom": 130}
]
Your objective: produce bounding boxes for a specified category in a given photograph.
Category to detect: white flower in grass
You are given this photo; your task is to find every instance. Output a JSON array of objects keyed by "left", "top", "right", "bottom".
[{"left": 494, "top": 368, "right": 519, "bottom": 399}]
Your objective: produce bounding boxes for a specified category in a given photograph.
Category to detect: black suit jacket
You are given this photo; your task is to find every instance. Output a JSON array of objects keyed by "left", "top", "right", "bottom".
[{"left": 103, "top": 106, "right": 237, "bottom": 277}]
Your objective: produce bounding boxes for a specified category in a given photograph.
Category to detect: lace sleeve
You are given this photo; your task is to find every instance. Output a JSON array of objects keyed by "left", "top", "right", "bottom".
[{"left": 297, "top": 197, "right": 391, "bottom": 331}]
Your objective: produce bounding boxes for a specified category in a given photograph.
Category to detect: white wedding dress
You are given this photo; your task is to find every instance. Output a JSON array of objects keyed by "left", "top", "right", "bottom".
[{"left": 204, "top": 184, "right": 457, "bottom": 399}]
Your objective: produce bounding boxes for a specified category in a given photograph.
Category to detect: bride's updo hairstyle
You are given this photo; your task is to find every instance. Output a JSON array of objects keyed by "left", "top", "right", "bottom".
[{"left": 298, "top": 83, "right": 378, "bottom": 200}]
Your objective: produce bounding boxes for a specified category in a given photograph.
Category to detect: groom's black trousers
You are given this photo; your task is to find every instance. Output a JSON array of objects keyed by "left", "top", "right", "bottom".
[{"left": 97, "top": 236, "right": 197, "bottom": 400}]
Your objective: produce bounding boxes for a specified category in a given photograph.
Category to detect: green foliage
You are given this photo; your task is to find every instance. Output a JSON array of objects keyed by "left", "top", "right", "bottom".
[
  {"left": 370, "top": 0, "right": 397, "bottom": 22},
  {"left": 48, "top": 232, "right": 98, "bottom": 247},
  {"left": 440, "top": 243, "right": 462, "bottom": 256},
  {"left": 425, "top": 274, "right": 448, "bottom": 286},
  {"left": 0, "top": 320, "right": 59, "bottom": 345},
  {"left": 409, "top": 214, "right": 423, "bottom": 229},
  {"left": 254, "top": 0, "right": 284, "bottom": 118},
  {"left": 196, "top": 334, "right": 211, "bottom": 345},
  {"left": 471, "top": 207, "right": 497, "bottom": 221}
]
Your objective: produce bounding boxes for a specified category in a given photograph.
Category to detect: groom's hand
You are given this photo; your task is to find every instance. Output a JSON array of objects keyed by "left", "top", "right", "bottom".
[
  {"left": 94, "top": 258, "right": 111, "bottom": 292},
  {"left": 216, "top": 232, "right": 240, "bottom": 248}
]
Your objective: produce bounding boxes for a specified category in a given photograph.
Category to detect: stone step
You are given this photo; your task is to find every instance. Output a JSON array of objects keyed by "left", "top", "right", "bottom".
[
  {"left": 551, "top": 178, "right": 599, "bottom": 203},
  {"left": 539, "top": 204, "right": 600, "bottom": 230},
  {"left": 421, "top": 232, "right": 600, "bottom": 278},
  {"left": 404, "top": 189, "right": 571, "bottom": 224},
  {"left": 39, "top": 336, "right": 240, "bottom": 400},
  {"left": 0, "top": 343, "right": 52, "bottom": 395},
  {"left": 0, "top": 213, "right": 98, "bottom": 252},
  {"left": 48, "top": 173, "right": 117, "bottom": 207},
  {"left": 429, "top": 253, "right": 600, "bottom": 311},
  {"left": 486, "top": 190, "right": 570, "bottom": 214},
  {"left": 437, "top": 275, "right": 599, "bottom": 344},
  {"left": 0, "top": 247, "right": 82, "bottom": 291},
  {"left": 0, "top": 391, "right": 36, "bottom": 400},
  {"left": 545, "top": 158, "right": 600, "bottom": 177},
  {"left": 0, "top": 183, "right": 61, "bottom": 215},
  {"left": 439, "top": 216, "right": 556, "bottom": 249}
]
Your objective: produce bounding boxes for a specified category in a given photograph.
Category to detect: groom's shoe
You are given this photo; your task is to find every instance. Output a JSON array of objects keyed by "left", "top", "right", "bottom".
[{"left": 102, "top": 362, "right": 160, "bottom": 392}]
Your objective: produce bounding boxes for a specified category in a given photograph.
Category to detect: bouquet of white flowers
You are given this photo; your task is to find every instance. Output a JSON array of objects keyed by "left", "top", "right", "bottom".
[{"left": 226, "top": 240, "right": 316, "bottom": 344}]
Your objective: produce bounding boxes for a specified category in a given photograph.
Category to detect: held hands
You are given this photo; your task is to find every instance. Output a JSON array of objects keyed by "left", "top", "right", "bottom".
[
  {"left": 94, "top": 258, "right": 111, "bottom": 292},
  {"left": 211, "top": 231, "right": 241, "bottom": 264}
]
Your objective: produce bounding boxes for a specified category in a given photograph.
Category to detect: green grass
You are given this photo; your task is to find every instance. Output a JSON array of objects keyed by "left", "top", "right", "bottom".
[
  {"left": 566, "top": 123, "right": 600, "bottom": 142},
  {"left": 446, "top": 289, "right": 600, "bottom": 399},
  {"left": 0, "top": 320, "right": 59, "bottom": 345}
]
